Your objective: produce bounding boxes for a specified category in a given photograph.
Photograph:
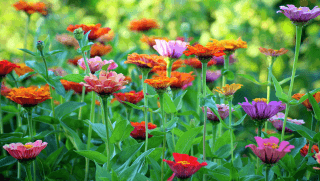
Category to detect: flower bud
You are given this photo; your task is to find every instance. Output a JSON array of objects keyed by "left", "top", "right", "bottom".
[
  {"left": 74, "top": 28, "right": 84, "bottom": 41},
  {"left": 36, "top": 41, "right": 44, "bottom": 52},
  {"left": 180, "top": 22, "right": 190, "bottom": 33}
]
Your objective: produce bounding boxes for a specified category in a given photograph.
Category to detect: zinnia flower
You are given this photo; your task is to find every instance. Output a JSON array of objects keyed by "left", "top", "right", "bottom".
[
  {"left": 0, "top": 60, "right": 20, "bottom": 78},
  {"left": 125, "top": 53, "right": 164, "bottom": 70},
  {"left": 3, "top": 140, "right": 47, "bottom": 163},
  {"left": 66, "top": 24, "right": 111, "bottom": 41},
  {"left": 163, "top": 153, "right": 208, "bottom": 180},
  {"left": 259, "top": 47, "right": 288, "bottom": 57},
  {"left": 90, "top": 43, "right": 112, "bottom": 57},
  {"left": 14, "top": 63, "right": 33, "bottom": 76},
  {"left": 314, "top": 152, "right": 320, "bottom": 170},
  {"left": 96, "top": 30, "right": 115, "bottom": 43},
  {"left": 1, "top": 83, "right": 11, "bottom": 96},
  {"left": 78, "top": 56, "right": 118, "bottom": 74},
  {"left": 183, "top": 58, "right": 216, "bottom": 69},
  {"left": 239, "top": 98, "right": 286, "bottom": 122},
  {"left": 61, "top": 80, "right": 92, "bottom": 94},
  {"left": 68, "top": 56, "right": 82, "bottom": 66},
  {"left": 80, "top": 70, "right": 128, "bottom": 96},
  {"left": 144, "top": 76, "right": 178, "bottom": 90},
  {"left": 212, "top": 54, "right": 236, "bottom": 66},
  {"left": 151, "top": 59, "right": 185, "bottom": 73},
  {"left": 300, "top": 144, "right": 319, "bottom": 158},
  {"left": 183, "top": 44, "right": 225, "bottom": 62},
  {"left": 202, "top": 104, "right": 233, "bottom": 123},
  {"left": 129, "top": 18, "right": 159, "bottom": 32},
  {"left": 206, "top": 70, "right": 221, "bottom": 83},
  {"left": 277, "top": 5, "right": 320, "bottom": 25},
  {"left": 113, "top": 90, "right": 144, "bottom": 105},
  {"left": 153, "top": 39, "right": 188, "bottom": 59},
  {"left": 13, "top": 0, "right": 48, "bottom": 16},
  {"left": 214, "top": 83, "right": 243, "bottom": 96},
  {"left": 140, "top": 34, "right": 169, "bottom": 47},
  {"left": 130, "top": 121, "right": 157, "bottom": 140},
  {"left": 154, "top": 71, "right": 195, "bottom": 90},
  {"left": 6, "top": 86, "right": 51, "bottom": 107},
  {"left": 209, "top": 37, "right": 247, "bottom": 53},
  {"left": 49, "top": 67, "right": 67, "bottom": 77},
  {"left": 55, "top": 34, "right": 79, "bottom": 49},
  {"left": 292, "top": 92, "right": 320, "bottom": 111},
  {"left": 246, "top": 136, "right": 294, "bottom": 164},
  {"left": 176, "top": 37, "right": 194, "bottom": 42},
  {"left": 269, "top": 112, "right": 305, "bottom": 133}
]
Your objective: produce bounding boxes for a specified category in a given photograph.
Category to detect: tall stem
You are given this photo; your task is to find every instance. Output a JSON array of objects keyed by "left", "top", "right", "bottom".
[
  {"left": 166, "top": 58, "right": 173, "bottom": 78},
  {"left": 265, "top": 166, "right": 270, "bottom": 181},
  {"left": 265, "top": 56, "right": 273, "bottom": 133},
  {"left": 26, "top": 108, "right": 36, "bottom": 181},
  {"left": 78, "top": 86, "right": 86, "bottom": 119},
  {"left": 308, "top": 115, "right": 315, "bottom": 154},
  {"left": 228, "top": 98, "right": 234, "bottom": 164},
  {"left": 102, "top": 97, "right": 110, "bottom": 170},
  {"left": 23, "top": 15, "right": 30, "bottom": 62},
  {"left": 221, "top": 54, "right": 230, "bottom": 104},
  {"left": 125, "top": 107, "right": 130, "bottom": 121},
  {"left": 257, "top": 123, "right": 263, "bottom": 172},
  {"left": 25, "top": 164, "right": 33, "bottom": 181},
  {"left": 281, "top": 26, "right": 303, "bottom": 142},
  {"left": 141, "top": 70, "right": 149, "bottom": 151},
  {"left": 0, "top": 91, "right": 6, "bottom": 157},
  {"left": 196, "top": 69, "right": 201, "bottom": 117},
  {"left": 159, "top": 93, "right": 166, "bottom": 181},
  {"left": 211, "top": 124, "right": 217, "bottom": 157},
  {"left": 202, "top": 62, "right": 208, "bottom": 181}
]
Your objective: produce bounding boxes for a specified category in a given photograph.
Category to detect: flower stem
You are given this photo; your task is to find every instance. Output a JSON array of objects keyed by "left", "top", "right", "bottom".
[
  {"left": 102, "top": 96, "right": 111, "bottom": 171},
  {"left": 141, "top": 70, "right": 149, "bottom": 152},
  {"left": 159, "top": 93, "right": 166, "bottom": 181},
  {"left": 212, "top": 124, "right": 216, "bottom": 157},
  {"left": 308, "top": 114, "right": 315, "bottom": 154},
  {"left": 228, "top": 98, "right": 234, "bottom": 164},
  {"left": 78, "top": 87, "right": 86, "bottom": 120},
  {"left": 281, "top": 25, "right": 303, "bottom": 142},
  {"left": 0, "top": 88, "right": 6, "bottom": 157},
  {"left": 26, "top": 108, "right": 36, "bottom": 181},
  {"left": 221, "top": 54, "right": 230, "bottom": 104},
  {"left": 202, "top": 62, "right": 208, "bottom": 181},
  {"left": 25, "top": 164, "right": 33, "bottom": 181},
  {"left": 265, "top": 56, "right": 273, "bottom": 133},
  {"left": 166, "top": 58, "right": 173, "bottom": 78},
  {"left": 23, "top": 14, "right": 30, "bottom": 62},
  {"left": 265, "top": 166, "right": 271, "bottom": 181},
  {"left": 125, "top": 107, "right": 130, "bottom": 121},
  {"left": 196, "top": 69, "right": 202, "bottom": 118}
]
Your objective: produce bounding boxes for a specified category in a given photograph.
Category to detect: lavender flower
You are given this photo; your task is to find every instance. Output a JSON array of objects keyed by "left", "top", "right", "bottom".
[
  {"left": 202, "top": 104, "right": 233, "bottom": 123},
  {"left": 212, "top": 54, "right": 236, "bottom": 66},
  {"left": 277, "top": 5, "right": 320, "bottom": 25},
  {"left": 153, "top": 39, "right": 188, "bottom": 59},
  {"left": 206, "top": 70, "right": 221, "bottom": 83},
  {"left": 269, "top": 112, "right": 305, "bottom": 133}
]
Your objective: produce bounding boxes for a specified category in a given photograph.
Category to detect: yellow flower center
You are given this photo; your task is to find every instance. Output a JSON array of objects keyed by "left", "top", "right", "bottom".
[
  {"left": 177, "top": 161, "right": 190, "bottom": 165},
  {"left": 253, "top": 98, "right": 267, "bottom": 103},
  {"left": 24, "top": 145, "right": 33, "bottom": 149},
  {"left": 263, "top": 142, "right": 279, "bottom": 149}
]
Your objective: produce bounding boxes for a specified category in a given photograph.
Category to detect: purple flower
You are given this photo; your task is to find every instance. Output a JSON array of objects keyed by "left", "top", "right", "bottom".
[
  {"left": 239, "top": 98, "right": 286, "bottom": 122},
  {"left": 153, "top": 39, "right": 188, "bottom": 59},
  {"left": 78, "top": 56, "right": 118, "bottom": 74},
  {"left": 202, "top": 104, "right": 233, "bottom": 123},
  {"left": 277, "top": 5, "right": 320, "bottom": 24},
  {"left": 212, "top": 54, "right": 236, "bottom": 66},
  {"left": 246, "top": 136, "right": 294, "bottom": 164},
  {"left": 269, "top": 112, "right": 305, "bottom": 133},
  {"left": 206, "top": 70, "right": 221, "bottom": 83}
]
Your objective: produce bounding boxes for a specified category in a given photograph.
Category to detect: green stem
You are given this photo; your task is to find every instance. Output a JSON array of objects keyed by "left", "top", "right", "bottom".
[
  {"left": 125, "top": 107, "right": 130, "bottom": 121},
  {"left": 228, "top": 98, "right": 234, "bottom": 164},
  {"left": 141, "top": 70, "right": 149, "bottom": 151},
  {"left": 102, "top": 96, "right": 110, "bottom": 171},
  {"left": 166, "top": 58, "right": 173, "bottom": 78},
  {"left": 265, "top": 166, "right": 270, "bottom": 181},
  {"left": 27, "top": 109, "right": 33, "bottom": 140},
  {"left": 0, "top": 92, "right": 6, "bottom": 157},
  {"left": 212, "top": 124, "right": 217, "bottom": 157},
  {"left": 159, "top": 93, "right": 166, "bottom": 181},
  {"left": 256, "top": 123, "right": 263, "bottom": 173},
  {"left": 18, "top": 162, "right": 21, "bottom": 179},
  {"left": 265, "top": 57, "right": 273, "bottom": 133},
  {"left": 25, "top": 164, "right": 33, "bottom": 181},
  {"left": 23, "top": 15, "right": 30, "bottom": 62},
  {"left": 196, "top": 69, "right": 201, "bottom": 116},
  {"left": 281, "top": 25, "right": 303, "bottom": 142},
  {"left": 308, "top": 115, "right": 315, "bottom": 154},
  {"left": 221, "top": 53, "right": 230, "bottom": 104},
  {"left": 78, "top": 87, "right": 86, "bottom": 120},
  {"left": 202, "top": 62, "right": 208, "bottom": 181}
]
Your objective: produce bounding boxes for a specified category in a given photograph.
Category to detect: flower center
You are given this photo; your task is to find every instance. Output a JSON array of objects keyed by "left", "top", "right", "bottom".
[
  {"left": 24, "top": 145, "right": 33, "bottom": 149},
  {"left": 263, "top": 142, "right": 279, "bottom": 149},
  {"left": 177, "top": 161, "right": 190, "bottom": 165},
  {"left": 253, "top": 98, "right": 267, "bottom": 103}
]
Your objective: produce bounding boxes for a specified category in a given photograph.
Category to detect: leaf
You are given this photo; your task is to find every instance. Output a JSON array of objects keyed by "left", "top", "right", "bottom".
[
  {"left": 17, "top": 72, "right": 36, "bottom": 81},
  {"left": 123, "top": 101, "right": 143, "bottom": 111},
  {"left": 45, "top": 76, "right": 66, "bottom": 97},
  {"left": 173, "top": 90, "right": 187, "bottom": 111},
  {"left": 62, "top": 74, "right": 85, "bottom": 83},
  {"left": 288, "top": 137, "right": 307, "bottom": 156},
  {"left": 45, "top": 50, "right": 62, "bottom": 56},
  {"left": 46, "top": 169, "right": 70, "bottom": 180},
  {"left": 26, "top": 60, "right": 46, "bottom": 75},
  {"left": 60, "top": 121, "right": 86, "bottom": 150},
  {"left": 271, "top": 74, "right": 289, "bottom": 103},
  {"left": 202, "top": 96, "right": 230, "bottom": 129},
  {"left": 286, "top": 122, "right": 316, "bottom": 141},
  {"left": 175, "top": 126, "right": 202, "bottom": 154},
  {"left": 86, "top": 121, "right": 108, "bottom": 142},
  {"left": 18, "top": 48, "right": 36, "bottom": 56},
  {"left": 279, "top": 75, "right": 298, "bottom": 85},
  {"left": 110, "top": 119, "right": 134, "bottom": 144},
  {"left": 308, "top": 93, "right": 320, "bottom": 120},
  {"left": 54, "top": 101, "right": 86, "bottom": 120},
  {"left": 176, "top": 111, "right": 200, "bottom": 121},
  {"left": 76, "top": 150, "right": 108, "bottom": 164},
  {"left": 46, "top": 146, "right": 67, "bottom": 170},
  {"left": 298, "top": 88, "right": 320, "bottom": 104},
  {"left": 33, "top": 116, "right": 59, "bottom": 125},
  {"left": 238, "top": 74, "right": 261, "bottom": 85},
  {"left": 232, "top": 114, "right": 246, "bottom": 127},
  {"left": 101, "top": 64, "right": 110, "bottom": 71},
  {"left": 95, "top": 162, "right": 112, "bottom": 181},
  {"left": 1, "top": 105, "right": 19, "bottom": 113},
  {"left": 81, "top": 44, "right": 92, "bottom": 52},
  {"left": 214, "top": 144, "right": 231, "bottom": 159},
  {"left": 222, "top": 70, "right": 234, "bottom": 80},
  {"left": 0, "top": 156, "right": 16, "bottom": 168},
  {"left": 163, "top": 93, "right": 177, "bottom": 114}
]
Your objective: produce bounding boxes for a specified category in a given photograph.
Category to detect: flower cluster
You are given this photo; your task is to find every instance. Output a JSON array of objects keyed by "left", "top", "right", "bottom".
[
  {"left": 90, "top": 43, "right": 112, "bottom": 57},
  {"left": 214, "top": 83, "right": 243, "bottom": 96},
  {"left": 183, "top": 58, "right": 216, "bottom": 70},
  {"left": 202, "top": 104, "right": 233, "bottom": 123},
  {"left": 151, "top": 59, "right": 185, "bottom": 73},
  {"left": 144, "top": 76, "right": 178, "bottom": 91},
  {"left": 184, "top": 44, "right": 225, "bottom": 62},
  {"left": 140, "top": 35, "right": 169, "bottom": 47},
  {"left": 259, "top": 47, "right": 288, "bottom": 57},
  {"left": 153, "top": 39, "right": 188, "bottom": 59},
  {"left": 55, "top": 34, "right": 79, "bottom": 49},
  {"left": 125, "top": 53, "right": 164, "bottom": 70},
  {"left": 14, "top": 63, "right": 33, "bottom": 77},
  {"left": 277, "top": 5, "right": 320, "bottom": 25},
  {"left": 61, "top": 80, "right": 92, "bottom": 94}
]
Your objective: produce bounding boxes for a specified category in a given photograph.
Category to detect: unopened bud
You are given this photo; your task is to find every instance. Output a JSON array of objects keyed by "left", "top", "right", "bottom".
[
  {"left": 36, "top": 41, "right": 44, "bottom": 52},
  {"left": 74, "top": 28, "right": 84, "bottom": 41},
  {"left": 180, "top": 22, "right": 190, "bottom": 33}
]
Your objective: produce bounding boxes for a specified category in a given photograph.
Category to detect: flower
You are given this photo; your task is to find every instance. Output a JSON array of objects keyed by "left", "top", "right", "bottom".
[
  {"left": 183, "top": 44, "right": 225, "bottom": 62},
  {"left": 90, "top": 43, "right": 112, "bottom": 57},
  {"left": 140, "top": 35, "right": 169, "bottom": 47},
  {"left": 300, "top": 144, "right": 319, "bottom": 157},
  {"left": 163, "top": 153, "right": 207, "bottom": 180},
  {"left": 80, "top": 70, "right": 128, "bottom": 96},
  {"left": 144, "top": 76, "right": 178, "bottom": 90},
  {"left": 214, "top": 83, "right": 243, "bottom": 96},
  {"left": 183, "top": 58, "right": 216, "bottom": 69},
  {"left": 209, "top": 37, "right": 247, "bottom": 53},
  {"left": 292, "top": 92, "right": 320, "bottom": 111},
  {"left": 61, "top": 80, "right": 92, "bottom": 94},
  {"left": 259, "top": 47, "right": 288, "bottom": 57},
  {"left": 246, "top": 136, "right": 294, "bottom": 164},
  {"left": 151, "top": 59, "right": 185, "bottom": 73},
  {"left": 212, "top": 54, "right": 236, "bottom": 66},
  {"left": 66, "top": 24, "right": 111, "bottom": 41},
  {"left": 129, "top": 18, "right": 159, "bottom": 32},
  {"left": 125, "top": 53, "right": 164, "bottom": 70},
  {"left": 3, "top": 140, "right": 47, "bottom": 163},
  {"left": 176, "top": 37, "right": 194, "bottom": 42},
  {"left": 124, "top": 76, "right": 132, "bottom": 83},
  {"left": 78, "top": 56, "right": 118, "bottom": 74},
  {"left": 130, "top": 121, "right": 157, "bottom": 140},
  {"left": 68, "top": 56, "right": 82, "bottom": 66},
  {"left": 14, "top": 63, "right": 33, "bottom": 76},
  {"left": 1, "top": 83, "right": 11, "bottom": 96},
  {"left": 113, "top": 90, "right": 144, "bottom": 105},
  {"left": 153, "top": 71, "right": 195, "bottom": 90},
  {"left": 55, "top": 34, "right": 79, "bottom": 49},
  {"left": 239, "top": 98, "right": 286, "bottom": 122},
  {"left": 96, "top": 30, "right": 115, "bottom": 43},
  {"left": 314, "top": 152, "right": 320, "bottom": 170},
  {"left": 255, "top": 128, "right": 277, "bottom": 135},
  {"left": 49, "top": 67, "right": 67, "bottom": 76},
  {"left": 269, "top": 112, "right": 305, "bottom": 133},
  {"left": 277, "top": 5, "right": 320, "bottom": 25},
  {"left": 6, "top": 86, "right": 51, "bottom": 107},
  {"left": 13, "top": 0, "right": 48, "bottom": 16},
  {"left": 206, "top": 70, "right": 221, "bottom": 83},
  {"left": 95, "top": 100, "right": 101, "bottom": 106},
  {"left": 202, "top": 104, "right": 233, "bottom": 123},
  {"left": 153, "top": 39, "right": 188, "bottom": 59},
  {"left": 0, "top": 60, "right": 20, "bottom": 78}
]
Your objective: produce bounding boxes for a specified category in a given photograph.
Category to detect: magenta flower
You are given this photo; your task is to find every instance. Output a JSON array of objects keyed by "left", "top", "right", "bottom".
[
  {"left": 202, "top": 104, "right": 233, "bottom": 123},
  {"left": 277, "top": 5, "right": 320, "bottom": 25},
  {"left": 212, "top": 54, "right": 236, "bottom": 66},
  {"left": 206, "top": 70, "right": 221, "bottom": 83},
  {"left": 78, "top": 56, "right": 118, "bottom": 74},
  {"left": 3, "top": 140, "right": 47, "bottom": 163},
  {"left": 246, "top": 136, "right": 294, "bottom": 164},
  {"left": 269, "top": 112, "right": 305, "bottom": 133},
  {"left": 239, "top": 98, "right": 286, "bottom": 122},
  {"left": 80, "top": 70, "right": 128, "bottom": 96},
  {"left": 153, "top": 39, "right": 188, "bottom": 59}
]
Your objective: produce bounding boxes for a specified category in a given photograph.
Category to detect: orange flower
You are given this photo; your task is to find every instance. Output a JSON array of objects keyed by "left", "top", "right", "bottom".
[
  {"left": 1, "top": 83, "right": 11, "bottom": 97},
  {"left": 97, "top": 30, "right": 115, "bottom": 43},
  {"left": 61, "top": 79, "right": 92, "bottom": 94},
  {"left": 14, "top": 63, "right": 33, "bottom": 76},
  {"left": 66, "top": 24, "right": 111, "bottom": 41},
  {"left": 300, "top": 144, "right": 319, "bottom": 157},
  {"left": 90, "top": 43, "right": 112, "bottom": 57},
  {"left": 124, "top": 76, "right": 132, "bottom": 83},
  {"left": 140, "top": 34, "right": 169, "bottom": 47},
  {"left": 95, "top": 100, "right": 101, "bottom": 106},
  {"left": 129, "top": 18, "right": 159, "bottom": 32},
  {"left": 67, "top": 56, "right": 82, "bottom": 66},
  {"left": 6, "top": 86, "right": 51, "bottom": 107},
  {"left": 0, "top": 60, "right": 20, "bottom": 78},
  {"left": 130, "top": 121, "right": 157, "bottom": 140},
  {"left": 154, "top": 71, "right": 195, "bottom": 90},
  {"left": 144, "top": 76, "right": 178, "bottom": 90},
  {"left": 259, "top": 47, "right": 288, "bottom": 57},
  {"left": 209, "top": 37, "right": 247, "bottom": 53},
  {"left": 55, "top": 34, "right": 79, "bottom": 49},
  {"left": 13, "top": 0, "right": 48, "bottom": 15},
  {"left": 183, "top": 44, "right": 225, "bottom": 62},
  {"left": 214, "top": 83, "right": 243, "bottom": 96},
  {"left": 151, "top": 59, "right": 185, "bottom": 73},
  {"left": 125, "top": 53, "right": 164, "bottom": 69},
  {"left": 292, "top": 92, "right": 320, "bottom": 111},
  {"left": 183, "top": 58, "right": 216, "bottom": 69},
  {"left": 113, "top": 90, "right": 144, "bottom": 105}
]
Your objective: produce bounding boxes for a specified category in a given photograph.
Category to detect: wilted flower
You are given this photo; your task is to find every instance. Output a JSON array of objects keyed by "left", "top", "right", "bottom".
[
  {"left": 184, "top": 44, "right": 225, "bottom": 62},
  {"left": 183, "top": 58, "right": 216, "bottom": 70},
  {"left": 214, "top": 83, "right": 243, "bottom": 96},
  {"left": 125, "top": 53, "right": 164, "bottom": 70},
  {"left": 154, "top": 71, "right": 195, "bottom": 90},
  {"left": 90, "top": 43, "right": 112, "bottom": 57},
  {"left": 113, "top": 90, "right": 144, "bottom": 105},
  {"left": 129, "top": 18, "right": 159, "bottom": 32},
  {"left": 209, "top": 37, "right": 247, "bottom": 53},
  {"left": 67, "top": 24, "right": 111, "bottom": 41},
  {"left": 49, "top": 67, "right": 67, "bottom": 76},
  {"left": 78, "top": 56, "right": 118, "bottom": 74},
  {"left": 130, "top": 121, "right": 157, "bottom": 140},
  {"left": 163, "top": 153, "right": 208, "bottom": 180},
  {"left": 269, "top": 112, "right": 305, "bottom": 133},
  {"left": 246, "top": 136, "right": 294, "bottom": 164},
  {"left": 292, "top": 92, "right": 320, "bottom": 111},
  {"left": 151, "top": 59, "right": 185, "bottom": 73},
  {"left": 206, "top": 70, "right": 221, "bottom": 83},
  {"left": 153, "top": 39, "right": 188, "bottom": 59},
  {"left": 81, "top": 70, "right": 128, "bottom": 96},
  {"left": 202, "top": 104, "right": 233, "bottom": 123},
  {"left": 13, "top": 0, "right": 48, "bottom": 16},
  {"left": 259, "top": 47, "right": 288, "bottom": 57},
  {"left": 277, "top": 5, "right": 320, "bottom": 25},
  {"left": 300, "top": 144, "right": 319, "bottom": 158},
  {"left": 140, "top": 35, "right": 169, "bottom": 47},
  {"left": 212, "top": 54, "right": 236, "bottom": 66},
  {"left": 68, "top": 56, "right": 82, "bottom": 66},
  {"left": 144, "top": 76, "right": 178, "bottom": 91},
  {"left": 14, "top": 63, "right": 33, "bottom": 76},
  {"left": 0, "top": 60, "right": 19, "bottom": 78},
  {"left": 55, "top": 34, "right": 79, "bottom": 49},
  {"left": 1, "top": 83, "right": 11, "bottom": 97},
  {"left": 96, "top": 30, "right": 115, "bottom": 43}
]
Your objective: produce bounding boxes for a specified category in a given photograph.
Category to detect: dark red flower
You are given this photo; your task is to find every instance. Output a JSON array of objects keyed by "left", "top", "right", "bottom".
[
  {"left": 300, "top": 144, "right": 319, "bottom": 158},
  {"left": 130, "top": 121, "right": 157, "bottom": 140},
  {"left": 0, "top": 60, "right": 20, "bottom": 78},
  {"left": 113, "top": 90, "right": 144, "bottom": 105}
]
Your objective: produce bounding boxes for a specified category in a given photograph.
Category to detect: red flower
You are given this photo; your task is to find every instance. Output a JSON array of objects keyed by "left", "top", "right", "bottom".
[
  {"left": 61, "top": 80, "right": 92, "bottom": 94},
  {"left": 129, "top": 18, "right": 159, "bottom": 32},
  {"left": 163, "top": 153, "right": 207, "bottom": 180},
  {"left": 300, "top": 144, "right": 319, "bottom": 158},
  {"left": 183, "top": 44, "right": 225, "bottom": 62},
  {"left": 113, "top": 90, "right": 144, "bottom": 105},
  {"left": 90, "top": 43, "right": 112, "bottom": 57},
  {"left": 67, "top": 56, "right": 82, "bottom": 66},
  {"left": 66, "top": 24, "right": 111, "bottom": 41},
  {"left": 1, "top": 83, "right": 11, "bottom": 97},
  {"left": 0, "top": 60, "right": 20, "bottom": 78},
  {"left": 13, "top": 0, "right": 48, "bottom": 16},
  {"left": 183, "top": 58, "right": 216, "bottom": 69},
  {"left": 130, "top": 121, "right": 157, "bottom": 140}
]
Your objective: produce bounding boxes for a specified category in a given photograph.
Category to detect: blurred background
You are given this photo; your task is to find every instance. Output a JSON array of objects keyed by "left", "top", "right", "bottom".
[{"left": 1, "top": 0, "right": 320, "bottom": 128}]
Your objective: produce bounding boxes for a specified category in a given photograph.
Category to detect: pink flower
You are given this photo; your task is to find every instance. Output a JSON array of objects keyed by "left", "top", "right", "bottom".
[
  {"left": 3, "top": 140, "right": 47, "bottom": 162},
  {"left": 77, "top": 56, "right": 118, "bottom": 74},
  {"left": 153, "top": 39, "right": 188, "bottom": 59},
  {"left": 314, "top": 152, "right": 320, "bottom": 170},
  {"left": 80, "top": 70, "right": 128, "bottom": 96},
  {"left": 246, "top": 136, "right": 294, "bottom": 165},
  {"left": 202, "top": 104, "right": 233, "bottom": 123},
  {"left": 269, "top": 112, "right": 305, "bottom": 133}
]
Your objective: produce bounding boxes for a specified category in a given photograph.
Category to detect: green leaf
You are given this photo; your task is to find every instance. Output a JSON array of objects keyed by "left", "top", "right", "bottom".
[
  {"left": 298, "top": 88, "right": 320, "bottom": 104},
  {"left": 232, "top": 114, "right": 246, "bottom": 127},
  {"left": 279, "top": 75, "right": 298, "bottom": 85},
  {"left": 222, "top": 70, "right": 234, "bottom": 80},
  {"left": 54, "top": 101, "right": 86, "bottom": 120},
  {"left": 26, "top": 60, "right": 46, "bottom": 75},
  {"left": 45, "top": 50, "right": 62, "bottom": 56},
  {"left": 95, "top": 162, "right": 112, "bottom": 181},
  {"left": 18, "top": 48, "right": 36, "bottom": 56},
  {"left": 46, "top": 169, "right": 70, "bottom": 180},
  {"left": 286, "top": 122, "right": 316, "bottom": 141},
  {"left": 288, "top": 137, "right": 306, "bottom": 156},
  {"left": 176, "top": 111, "right": 200, "bottom": 121},
  {"left": 85, "top": 121, "right": 108, "bottom": 142},
  {"left": 110, "top": 119, "right": 134, "bottom": 144},
  {"left": 173, "top": 90, "right": 187, "bottom": 111},
  {"left": 175, "top": 126, "right": 202, "bottom": 154},
  {"left": 81, "top": 44, "right": 93, "bottom": 52},
  {"left": 76, "top": 150, "right": 108, "bottom": 164},
  {"left": 214, "top": 144, "right": 231, "bottom": 158},
  {"left": 202, "top": 96, "right": 230, "bottom": 129},
  {"left": 33, "top": 116, "right": 59, "bottom": 125},
  {"left": 101, "top": 64, "right": 110, "bottom": 71},
  {"left": 163, "top": 93, "right": 177, "bottom": 113},
  {"left": 0, "top": 156, "right": 17, "bottom": 168},
  {"left": 123, "top": 101, "right": 143, "bottom": 111},
  {"left": 271, "top": 74, "right": 289, "bottom": 102},
  {"left": 17, "top": 72, "right": 36, "bottom": 81},
  {"left": 45, "top": 76, "right": 66, "bottom": 97},
  {"left": 308, "top": 93, "right": 320, "bottom": 120},
  {"left": 238, "top": 74, "right": 261, "bottom": 85},
  {"left": 46, "top": 146, "right": 67, "bottom": 170},
  {"left": 1, "top": 105, "right": 19, "bottom": 113},
  {"left": 62, "top": 74, "right": 84, "bottom": 83},
  {"left": 60, "top": 121, "right": 86, "bottom": 150}
]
